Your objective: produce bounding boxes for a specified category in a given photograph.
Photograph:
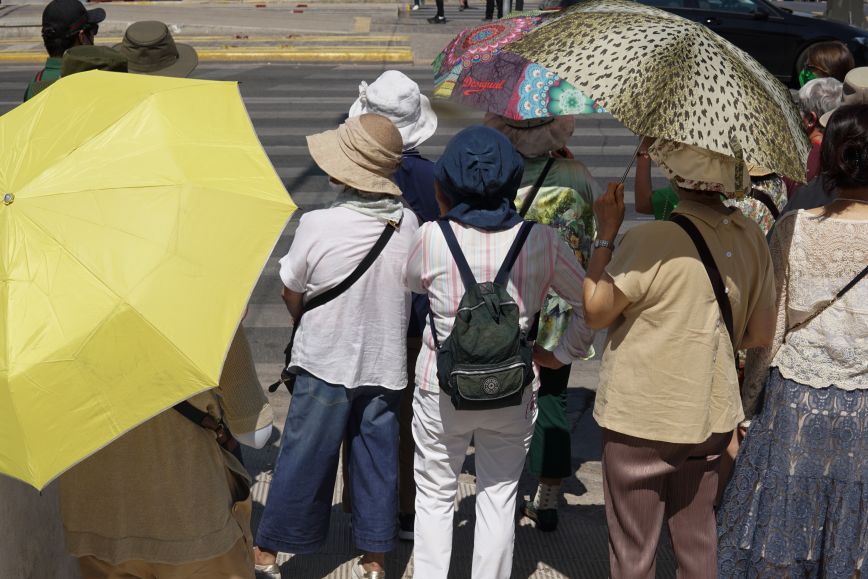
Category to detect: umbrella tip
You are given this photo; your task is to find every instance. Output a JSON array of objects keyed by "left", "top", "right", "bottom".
[{"left": 2, "top": 193, "right": 13, "bottom": 205}]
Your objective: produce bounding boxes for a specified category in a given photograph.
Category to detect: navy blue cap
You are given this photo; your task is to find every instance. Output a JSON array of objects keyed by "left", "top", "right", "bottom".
[{"left": 434, "top": 126, "right": 524, "bottom": 206}]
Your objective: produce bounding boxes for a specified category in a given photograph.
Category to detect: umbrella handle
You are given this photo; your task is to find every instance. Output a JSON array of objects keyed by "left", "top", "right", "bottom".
[{"left": 619, "top": 141, "right": 642, "bottom": 185}]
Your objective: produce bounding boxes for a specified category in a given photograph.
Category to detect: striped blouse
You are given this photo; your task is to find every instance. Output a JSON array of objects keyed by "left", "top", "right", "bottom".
[{"left": 404, "top": 219, "right": 594, "bottom": 393}]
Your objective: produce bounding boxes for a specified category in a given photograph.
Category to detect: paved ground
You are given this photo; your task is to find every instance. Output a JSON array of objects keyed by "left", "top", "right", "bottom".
[{"left": 0, "top": 59, "right": 676, "bottom": 578}]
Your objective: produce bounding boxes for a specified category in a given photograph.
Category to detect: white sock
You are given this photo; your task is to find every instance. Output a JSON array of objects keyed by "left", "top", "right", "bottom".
[{"left": 533, "top": 482, "right": 559, "bottom": 511}]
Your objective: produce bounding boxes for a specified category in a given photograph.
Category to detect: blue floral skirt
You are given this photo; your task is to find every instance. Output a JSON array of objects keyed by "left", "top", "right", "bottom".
[{"left": 717, "top": 368, "right": 868, "bottom": 578}]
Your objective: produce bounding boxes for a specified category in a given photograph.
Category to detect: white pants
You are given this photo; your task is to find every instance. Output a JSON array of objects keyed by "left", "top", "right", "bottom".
[{"left": 412, "top": 387, "right": 537, "bottom": 579}]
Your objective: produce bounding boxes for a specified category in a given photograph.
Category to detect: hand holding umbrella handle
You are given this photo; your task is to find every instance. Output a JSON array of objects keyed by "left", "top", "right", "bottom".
[{"left": 595, "top": 182, "right": 625, "bottom": 241}]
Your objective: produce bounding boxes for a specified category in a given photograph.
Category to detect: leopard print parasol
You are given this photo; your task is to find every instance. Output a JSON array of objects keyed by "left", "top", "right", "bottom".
[{"left": 506, "top": 0, "right": 810, "bottom": 181}]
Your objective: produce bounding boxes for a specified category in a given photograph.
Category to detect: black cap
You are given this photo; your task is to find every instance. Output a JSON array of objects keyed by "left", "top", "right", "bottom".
[{"left": 42, "top": 0, "right": 106, "bottom": 39}]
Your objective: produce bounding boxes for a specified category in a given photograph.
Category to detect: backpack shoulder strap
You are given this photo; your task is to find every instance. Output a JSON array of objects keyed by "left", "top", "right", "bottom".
[
  {"left": 494, "top": 221, "right": 535, "bottom": 286},
  {"left": 438, "top": 219, "right": 477, "bottom": 289},
  {"left": 670, "top": 214, "right": 736, "bottom": 350}
]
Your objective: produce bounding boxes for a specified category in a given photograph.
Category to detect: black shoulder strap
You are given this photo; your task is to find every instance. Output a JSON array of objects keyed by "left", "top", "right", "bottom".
[
  {"left": 438, "top": 219, "right": 477, "bottom": 289},
  {"left": 494, "top": 221, "right": 535, "bottom": 286},
  {"left": 748, "top": 188, "right": 780, "bottom": 220},
  {"left": 304, "top": 223, "right": 396, "bottom": 312},
  {"left": 267, "top": 222, "right": 396, "bottom": 393},
  {"left": 837, "top": 263, "right": 868, "bottom": 298},
  {"left": 670, "top": 214, "right": 736, "bottom": 350},
  {"left": 519, "top": 157, "right": 556, "bottom": 217}
]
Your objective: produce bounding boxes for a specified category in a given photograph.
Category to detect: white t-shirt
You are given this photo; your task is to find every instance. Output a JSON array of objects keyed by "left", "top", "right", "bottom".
[{"left": 279, "top": 206, "right": 419, "bottom": 390}]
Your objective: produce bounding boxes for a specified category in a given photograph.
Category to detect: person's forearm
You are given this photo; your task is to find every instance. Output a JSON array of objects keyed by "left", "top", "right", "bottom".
[
  {"left": 281, "top": 287, "right": 304, "bottom": 322},
  {"left": 634, "top": 155, "right": 654, "bottom": 215}
]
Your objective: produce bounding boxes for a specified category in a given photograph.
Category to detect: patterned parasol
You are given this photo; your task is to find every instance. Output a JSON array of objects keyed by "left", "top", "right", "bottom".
[
  {"left": 505, "top": 0, "right": 810, "bottom": 180},
  {"left": 432, "top": 13, "right": 606, "bottom": 119}
]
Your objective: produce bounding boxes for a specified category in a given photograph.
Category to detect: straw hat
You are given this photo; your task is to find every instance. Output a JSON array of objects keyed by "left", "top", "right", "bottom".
[
  {"left": 114, "top": 21, "right": 198, "bottom": 78},
  {"left": 649, "top": 139, "right": 750, "bottom": 198},
  {"left": 307, "top": 114, "right": 404, "bottom": 196},
  {"left": 483, "top": 113, "right": 576, "bottom": 158},
  {"left": 348, "top": 70, "right": 438, "bottom": 151}
]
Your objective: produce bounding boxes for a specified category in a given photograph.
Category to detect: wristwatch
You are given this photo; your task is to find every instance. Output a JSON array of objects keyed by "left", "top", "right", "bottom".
[{"left": 593, "top": 239, "right": 614, "bottom": 250}]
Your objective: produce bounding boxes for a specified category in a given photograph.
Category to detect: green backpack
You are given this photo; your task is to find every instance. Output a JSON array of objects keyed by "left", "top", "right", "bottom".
[{"left": 429, "top": 219, "right": 536, "bottom": 411}]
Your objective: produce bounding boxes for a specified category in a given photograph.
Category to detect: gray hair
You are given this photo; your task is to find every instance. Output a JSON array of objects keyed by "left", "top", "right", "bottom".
[{"left": 798, "top": 77, "right": 843, "bottom": 119}]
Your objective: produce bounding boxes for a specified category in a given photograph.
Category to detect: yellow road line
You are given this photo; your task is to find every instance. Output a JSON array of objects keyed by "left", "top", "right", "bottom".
[
  {"left": 0, "top": 35, "right": 410, "bottom": 44},
  {"left": 0, "top": 49, "right": 414, "bottom": 63}
]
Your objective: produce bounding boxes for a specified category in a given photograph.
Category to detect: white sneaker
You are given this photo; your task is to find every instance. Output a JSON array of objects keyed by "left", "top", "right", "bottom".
[
  {"left": 411, "top": 4, "right": 420, "bottom": 9},
  {"left": 352, "top": 558, "right": 385, "bottom": 579},
  {"left": 254, "top": 563, "right": 281, "bottom": 579}
]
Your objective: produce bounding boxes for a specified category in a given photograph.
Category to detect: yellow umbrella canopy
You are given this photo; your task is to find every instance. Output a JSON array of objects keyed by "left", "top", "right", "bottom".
[
  {"left": 506, "top": 0, "right": 810, "bottom": 181},
  {"left": 0, "top": 70, "right": 296, "bottom": 490}
]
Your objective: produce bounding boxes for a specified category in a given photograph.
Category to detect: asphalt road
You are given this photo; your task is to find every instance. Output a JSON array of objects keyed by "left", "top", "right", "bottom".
[{"left": 0, "top": 62, "right": 670, "bottom": 578}]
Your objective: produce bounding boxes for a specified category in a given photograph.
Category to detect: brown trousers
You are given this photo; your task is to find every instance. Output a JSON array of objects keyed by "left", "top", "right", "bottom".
[
  {"left": 77, "top": 537, "right": 254, "bottom": 579},
  {"left": 342, "top": 338, "right": 421, "bottom": 515},
  {"left": 601, "top": 429, "right": 731, "bottom": 579}
]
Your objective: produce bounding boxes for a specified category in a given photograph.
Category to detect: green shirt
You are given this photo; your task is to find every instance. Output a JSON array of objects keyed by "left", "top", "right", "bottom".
[
  {"left": 24, "top": 57, "right": 62, "bottom": 102},
  {"left": 651, "top": 186, "right": 680, "bottom": 221}
]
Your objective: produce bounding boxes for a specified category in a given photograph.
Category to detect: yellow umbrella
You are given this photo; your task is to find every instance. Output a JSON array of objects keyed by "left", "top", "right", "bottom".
[{"left": 0, "top": 70, "right": 296, "bottom": 490}]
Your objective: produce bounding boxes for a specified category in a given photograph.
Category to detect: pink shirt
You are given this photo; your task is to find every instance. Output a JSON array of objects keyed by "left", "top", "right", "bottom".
[{"left": 404, "top": 220, "right": 594, "bottom": 393}]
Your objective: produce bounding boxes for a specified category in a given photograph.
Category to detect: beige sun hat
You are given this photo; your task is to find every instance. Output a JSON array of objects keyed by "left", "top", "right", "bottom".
[
  {"left": 483, "top": 113, "right": 576, "bottom": 158},
  {"left": 307, "top": 114, "right": 404, "bottom": 196},
  {"left": 820, "top": 67, "right": 868, "bottom": 127},
  {"left": 649, "top": 139, "right": 751, "bottom": 198}
]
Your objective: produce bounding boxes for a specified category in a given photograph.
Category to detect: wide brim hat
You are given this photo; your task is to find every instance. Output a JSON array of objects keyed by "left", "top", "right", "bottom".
[
  {"left": 820, "top": 66, "right": 868, "bottom": 127},
  {"left": 483, "top": 113, "right": 576, "bottom": 158},
  {"left": 348, "top": 70, "right": 438, "bottom": 151},
  {"left": 307, "top": 114, "right": 404, "bottom": 196},
  {"left": 650, "top": 139, "right": 750, "bottom": 199},
  {"left": 114, "top": 21, "right": 197, "bottom": 78}
]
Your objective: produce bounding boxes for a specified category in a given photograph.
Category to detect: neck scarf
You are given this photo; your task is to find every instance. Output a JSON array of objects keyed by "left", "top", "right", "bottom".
[{"left": 331, "top": 187, "right": 404, "bottom": 225}]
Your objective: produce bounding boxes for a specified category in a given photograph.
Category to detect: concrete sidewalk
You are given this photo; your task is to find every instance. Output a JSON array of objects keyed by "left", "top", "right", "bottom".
[{"left": 0, "top": 0, "right": 459, "bottom": 63}]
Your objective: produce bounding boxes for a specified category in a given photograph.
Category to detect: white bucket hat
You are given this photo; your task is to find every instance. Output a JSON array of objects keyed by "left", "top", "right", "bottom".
[{"left": 348, "top": 70, "right": 438, "bottom": 151}]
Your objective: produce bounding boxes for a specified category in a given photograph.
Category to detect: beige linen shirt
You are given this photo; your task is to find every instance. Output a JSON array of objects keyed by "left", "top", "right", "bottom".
[
  {"left": 593, "top": 201, "right": 775, "bottom": 444},
  {"left": 59, "top": 328, "right": 271, "bottom": 565}
]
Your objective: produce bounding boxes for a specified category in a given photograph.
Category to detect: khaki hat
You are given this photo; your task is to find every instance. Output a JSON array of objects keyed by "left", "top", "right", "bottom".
[
  {"left": 483, "top": 113, "right": 576, "bottom": 158},
  {"left": 747, "top": 163, "right": 774, "bottom": 178},
  {"left": 114, "top": 21, "right": 198, "bottom": 78},
  {"left": 30, "top": 46, "right": 128, "bottom": 98},
  {"left": 307, "top": 114, "right": 404, "bottom": 196},
  {"left": 649, "top": 139, "right": 751, "bottom": 199},
  {"left": 820, "top": 67, "right": 868, "bottom": 127}
]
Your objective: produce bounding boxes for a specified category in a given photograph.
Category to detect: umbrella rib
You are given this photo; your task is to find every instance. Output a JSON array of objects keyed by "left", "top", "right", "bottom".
[{"left": 13, "top": 210, "right": 210, "bottom": 379}]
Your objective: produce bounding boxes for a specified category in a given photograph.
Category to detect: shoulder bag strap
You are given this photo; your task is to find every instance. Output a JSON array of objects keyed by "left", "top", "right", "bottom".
[
  {"left": 303, "top": 223, "right": 396, "bottom": 312},
  {"left": 267, "top": 222, "right": 396, "bottom": 392},
  {"left": 494, "top": 221, "right": 535, "bottom": 285},
  {"left": 173, "top": 401, "right": 244, "bottom": 463},
  {"left": 519, "top": 157, "right": 556, "bottom": 217},
  {"left": 670, "top": 214, "right": 736, "bottom": 351},
  {"left": 786, "top": 263, "right": 868, "bottom": 335},
  {"left": 748, "top": 188, "right": 780, "bottom": 220}
]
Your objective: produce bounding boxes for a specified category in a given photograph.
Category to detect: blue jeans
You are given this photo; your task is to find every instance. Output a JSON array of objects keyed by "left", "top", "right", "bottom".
[{"left": 256, "top": 371, "right": 401, "bottom": 554}]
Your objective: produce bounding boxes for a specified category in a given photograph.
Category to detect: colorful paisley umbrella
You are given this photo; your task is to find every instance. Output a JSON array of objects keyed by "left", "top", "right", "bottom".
[
  {"left": 432, "top": 13, "right": 606, "bottom": 120},
  {"left": 505, "top": 0, "right": 810, "bottom": 181}
]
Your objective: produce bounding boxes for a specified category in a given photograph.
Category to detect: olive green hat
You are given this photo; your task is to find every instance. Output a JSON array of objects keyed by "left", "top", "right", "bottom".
[
  {"left": 114, "top": 21, "right": 198, "bottom": 78},
  {"left": 30, "top": 46, "right": 128, "bottom": 98}
]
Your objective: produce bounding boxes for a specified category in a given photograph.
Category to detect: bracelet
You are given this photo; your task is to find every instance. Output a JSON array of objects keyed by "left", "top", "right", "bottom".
[{"left": 593, "top": 239, "right": 614, "bottom": 250}]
